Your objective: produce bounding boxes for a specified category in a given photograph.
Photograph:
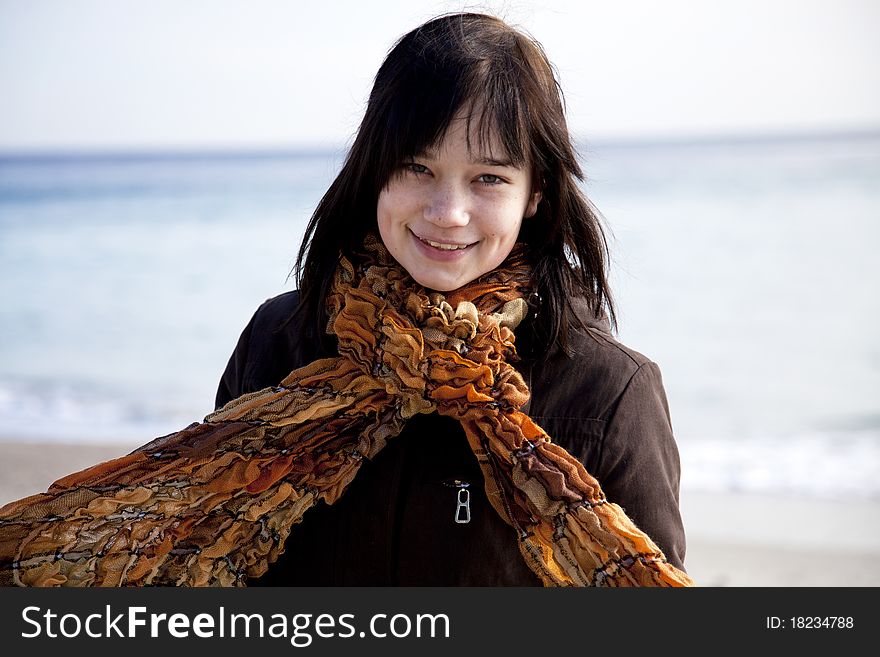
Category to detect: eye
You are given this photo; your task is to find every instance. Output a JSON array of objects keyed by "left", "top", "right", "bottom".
[
  {"left": 477, "top": 173, "right": 505, "bottom": 185},
  {"left": 403, "top": 163, "right": 430, "bottom": 175}
]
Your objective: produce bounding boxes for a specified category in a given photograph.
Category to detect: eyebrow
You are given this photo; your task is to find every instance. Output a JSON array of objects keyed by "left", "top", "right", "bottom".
[
  {"left": 416, "top": 149, "right": 516, "bottom": 168},
  {"left": 475, "top": 156, "right": 515, "bottom": 167}
]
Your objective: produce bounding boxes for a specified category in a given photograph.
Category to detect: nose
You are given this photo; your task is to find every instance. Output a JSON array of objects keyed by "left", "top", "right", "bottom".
[{"left": 423, "top": 182, "right": 470, "bottom": 227}]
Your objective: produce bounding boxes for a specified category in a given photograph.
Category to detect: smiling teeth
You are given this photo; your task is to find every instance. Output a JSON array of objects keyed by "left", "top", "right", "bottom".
[{"left": 419, "top": 237, "right": 470, "bottom": 250}]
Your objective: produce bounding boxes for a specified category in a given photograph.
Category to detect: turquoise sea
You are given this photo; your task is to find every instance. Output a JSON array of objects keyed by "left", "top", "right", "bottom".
[{"left": 1, "top": 132, "right": 878, "bottom": 500}]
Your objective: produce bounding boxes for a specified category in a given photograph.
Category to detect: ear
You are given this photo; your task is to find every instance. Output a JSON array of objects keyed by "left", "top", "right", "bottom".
[{"left": 524, "top": 188, "right": 542, "bottom": 218}]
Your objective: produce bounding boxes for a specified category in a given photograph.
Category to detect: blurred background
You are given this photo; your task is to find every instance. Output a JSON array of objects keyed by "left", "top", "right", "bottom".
[{"left": 1, "top": 0, "right": 878, "bottom": 585}]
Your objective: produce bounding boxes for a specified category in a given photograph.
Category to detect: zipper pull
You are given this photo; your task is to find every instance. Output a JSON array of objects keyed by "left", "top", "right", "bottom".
[
  {"left": 455, "top": 487, "right": 471, "bottom": 524},
  {"left": 442, "top": 479, "right": 471, "bottom": 524}
]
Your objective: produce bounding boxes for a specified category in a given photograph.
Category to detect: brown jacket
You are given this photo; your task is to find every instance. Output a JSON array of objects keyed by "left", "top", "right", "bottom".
[{"left": 215, "top": 291, "right": 687, "bottom": 585}]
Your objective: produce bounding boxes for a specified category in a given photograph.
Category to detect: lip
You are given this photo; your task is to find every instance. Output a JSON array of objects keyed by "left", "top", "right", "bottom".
[{"left": 408, "top": 228, "right": 477, "bottom": 261}]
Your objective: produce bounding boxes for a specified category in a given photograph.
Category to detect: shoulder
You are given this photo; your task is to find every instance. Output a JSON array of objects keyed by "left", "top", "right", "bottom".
[
  {"left": 217, "top": 290, "right": 307, "bottom": 404},
  {"left": 238, "top": 290, "right": 305, "bottom": 370},
  {"left": 249, "top": 290, "right": 302, "bottom": 330},
  {"left": 246, "top": 290, "right": 306, "bottom": 363},
  {"left": 527, "top": 297, "right": 661, "bottom": 422}
]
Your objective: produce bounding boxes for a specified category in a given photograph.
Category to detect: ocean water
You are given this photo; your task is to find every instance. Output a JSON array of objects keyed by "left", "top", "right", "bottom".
[{"left": 1, "top": 134, "right": 878, "bottom": 501}]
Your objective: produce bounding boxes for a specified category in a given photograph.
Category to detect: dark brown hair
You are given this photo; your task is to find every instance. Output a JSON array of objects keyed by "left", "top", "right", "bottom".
[{"left": 294, "top": 12, "right": 616, "bottom": 357}]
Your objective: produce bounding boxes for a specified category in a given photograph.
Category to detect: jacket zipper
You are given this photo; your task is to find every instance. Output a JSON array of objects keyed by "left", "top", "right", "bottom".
[{"left": 441, "top": 479, "right": 471, "bottom": 524}]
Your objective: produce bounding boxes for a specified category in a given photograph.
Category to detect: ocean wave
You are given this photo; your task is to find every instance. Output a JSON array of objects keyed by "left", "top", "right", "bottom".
[
  {"left": 679, "top": 430, "right": 880, "bottom": 501},
  {"left": 0, "top": 379, "right": 198, "bottom": 445}
]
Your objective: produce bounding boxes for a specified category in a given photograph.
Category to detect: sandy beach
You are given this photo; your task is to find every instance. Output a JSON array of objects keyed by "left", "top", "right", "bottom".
[{"left": 1, "top": 440, "right": 878, "bottom": 587}]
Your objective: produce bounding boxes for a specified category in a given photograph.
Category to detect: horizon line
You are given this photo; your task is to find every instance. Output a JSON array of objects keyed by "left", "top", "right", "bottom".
[{"left": 2, "top": 125, "right": 878, "bottom": 161}]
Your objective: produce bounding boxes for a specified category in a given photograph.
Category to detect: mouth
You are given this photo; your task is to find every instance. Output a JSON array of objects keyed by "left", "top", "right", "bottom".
[{"left": 410, "top": 229, "right": 476, "bottom": 251}]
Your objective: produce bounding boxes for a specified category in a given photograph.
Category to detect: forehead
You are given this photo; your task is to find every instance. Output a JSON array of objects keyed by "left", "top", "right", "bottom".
[{"left": 421, "top": 113, "right": 515, "bottom": 165}]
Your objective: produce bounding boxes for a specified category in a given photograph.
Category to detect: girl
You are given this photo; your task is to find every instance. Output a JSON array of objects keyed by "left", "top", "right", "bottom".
[
  {"left": 216, "top": 13, "right": 688, "bottom": 586},
  {"left": 0, "top": 12, "right": 690, "bottom": 587}
]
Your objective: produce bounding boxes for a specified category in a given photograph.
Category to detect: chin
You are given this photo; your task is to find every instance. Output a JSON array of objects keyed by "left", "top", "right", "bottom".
[
  {"left": 412, "top": 273, "right": 465, "bottom": 292},
  {"left": 417, "top": 280, "right": 458, "bottom": 293}
]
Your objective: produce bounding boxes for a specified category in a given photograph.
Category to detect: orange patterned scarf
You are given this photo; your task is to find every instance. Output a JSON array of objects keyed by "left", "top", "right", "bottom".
[{"left": 0, "top": 235, "right": 694, "bottom": 587}]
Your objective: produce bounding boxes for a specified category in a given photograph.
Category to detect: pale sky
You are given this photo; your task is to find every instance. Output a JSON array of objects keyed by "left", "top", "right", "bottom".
[{"left": 1, "top": 0, "right": 878, "bottom": 151}]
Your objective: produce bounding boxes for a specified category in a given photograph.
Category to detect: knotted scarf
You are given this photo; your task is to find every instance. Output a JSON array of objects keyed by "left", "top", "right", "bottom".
[{"left": 0, "top": 235, "right": 694, "bottom": 587}]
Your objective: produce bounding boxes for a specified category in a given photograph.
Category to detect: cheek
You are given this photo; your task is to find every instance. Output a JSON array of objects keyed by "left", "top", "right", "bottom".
[
  {"left": 376, "top": 190, "right": 390, "bottom": 228},
  {"left": 376, "top": 188, "right": 402, "bottom": 241},
  {"left": 378, "top": 181, "right": 419, "bottom": 225},
  {"left": 376, "top": 186, "right": 416, "bottom": 259},
  {"left": 376, "top": 194, "right": 395, "bottom": 252},
  {"left": 479, "top": 200, "right": 526, "bottom": 240}
]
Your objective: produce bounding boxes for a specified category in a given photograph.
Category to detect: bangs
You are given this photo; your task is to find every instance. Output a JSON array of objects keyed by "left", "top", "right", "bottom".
[{"left": 371, "top": 28, "right": 533, "bottom": 187}]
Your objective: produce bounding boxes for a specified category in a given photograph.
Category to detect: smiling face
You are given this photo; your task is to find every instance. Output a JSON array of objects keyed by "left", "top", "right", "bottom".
[{"left": 377, "top": 115, "right": 541, "bottom": 292}]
